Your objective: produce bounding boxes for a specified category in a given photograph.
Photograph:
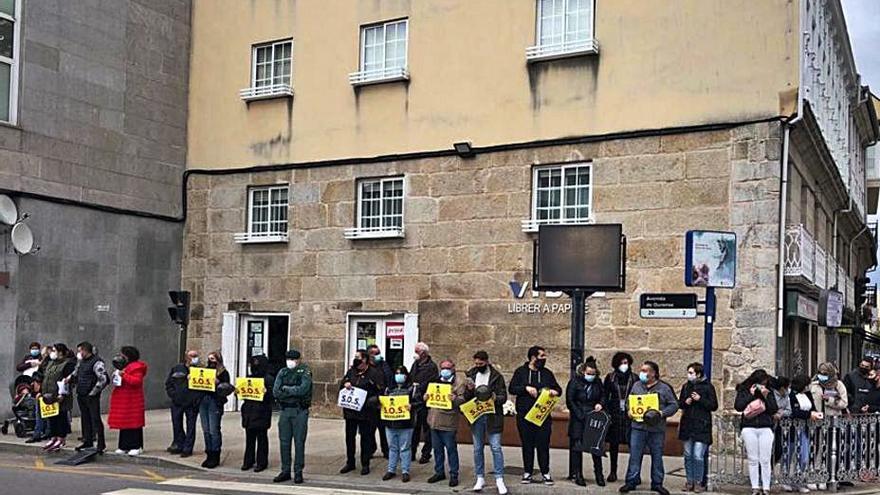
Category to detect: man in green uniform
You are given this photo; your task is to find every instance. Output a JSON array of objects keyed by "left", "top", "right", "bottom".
[{"left": 272, "top": 349, "right": 313, "bottom": 484}]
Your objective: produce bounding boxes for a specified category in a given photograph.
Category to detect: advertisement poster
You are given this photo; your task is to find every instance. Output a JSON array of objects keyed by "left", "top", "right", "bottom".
[
  {"left": 525, "top": 389, "right": 560, "bottom": 426},
  {"left": 188, "top": 367, "right": 217, "bottom": 392},
  {"left": 685, "top": 230, "right": 737, "bottom": 288},
  {"left": 379, "top": 395, "right": 411, "bottom": 421},
  {"left": 628, "top": 393, "right": 660, "bottom": 422},
  {"left": 460, "top": 398, "right": 495, "bottom": 424},
  {"left": 426, "top": 383, "right": 453, "bottom": 410},
  {"left": 235, "top": 377, "right": 266, "bottom": 401}
]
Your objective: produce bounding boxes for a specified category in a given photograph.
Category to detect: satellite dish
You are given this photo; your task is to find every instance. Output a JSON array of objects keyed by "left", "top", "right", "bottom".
[
  {"left": 0, "top": 194, "right": 16, "bottom": 225},
  {"left": 11, "top": 222, "right": 34, "bottom": 254}
]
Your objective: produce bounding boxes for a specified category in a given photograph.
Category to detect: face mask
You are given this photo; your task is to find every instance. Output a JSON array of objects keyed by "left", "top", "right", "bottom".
[
  {"left": 687, "top": 373, "right": 697, "bottom": 383},
  {"left": 286, "top": 360, "right": 297, "bottom": 370},
  {"left": 413, "top": 353, "right": 422, "bottom": 361},
  {"left": 619, "top": 364, "right": 629, "bottom": 374},
  {"left": 30, "top": 349, "right": 40, "bottom": 357},
  {"left": 208, "top": 361, "right": 217, "bottom": 369},
  {"left": 373, "top": 355, "right": 383, "bottom": 363},
  {"left": 394, "top": 374, "right": 406, "bottom": 384},
  {"left": 817, "top": 374, "right": 829, "bottom": 383},
  {"left": 475, "top": 364, "right": 488, "bottom": 373},
  {"left": 639, "top": 372, "right": 649, "bottom": 383},
  {"left": 585, "top": 374, "right": 596, "bottom": 382},
  {"left": 861, "top": 367, "right": 872, "bottom": 376},
  {"left": 49, "top": 351, "right": 58, "bottom": 361},
  {"left": 190, "top": 357, "right": 199, "bottom": 365},
  {"left": 77, "top": 352, "right": 83, "bottom": 360},
  {"left": 353, "top": 358, "right": 363, "bottom": 368},
  {"left": 440, "top": 369, "right": 454, "bottom": 380},
  {"left": 535, "top": 358, "right": 547, "bottom": 370}
]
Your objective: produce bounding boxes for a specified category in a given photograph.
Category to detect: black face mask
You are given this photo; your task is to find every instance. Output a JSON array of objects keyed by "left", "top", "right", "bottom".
[
  {"left": 207, "top": 361, "right": 217, "bottom": 369},
  {"left": 861, "top": 367, "right": 872, "bottom": 376},
  {"left": 535, "top": 358, "right": 547, "bottom": 370},
  {"left": 353, "top": 358, "right": 363, "bottom": 368},
  {"left": 475, "top": 364, "right": 488, "bottom": 373}
]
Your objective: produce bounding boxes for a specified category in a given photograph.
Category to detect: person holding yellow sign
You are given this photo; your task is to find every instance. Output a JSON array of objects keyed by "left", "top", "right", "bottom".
[
  {"left": 425, "top": 359, "right": 467, "bottom": 487},
  {"left": 197, "top": 351, "right": 231, "bottom": 469},
  {"left": 464, "top": 351, "right": 509, "bottom": 495},
  {"left": 508, "top": 346, "right": 562, "bottom": 486},
  {"left": 380, "top": 366, "right": 415, "bottom": 483},
  {"left": 620, "top": 361, "right": 679, "bottom": 495},
  {"left": 239, "top": 355, "right": 274, "bottom": 474}
]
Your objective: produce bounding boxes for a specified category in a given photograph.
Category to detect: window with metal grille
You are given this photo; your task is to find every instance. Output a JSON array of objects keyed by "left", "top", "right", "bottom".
[
  {"left": 248, "top": 185, "right": 288, "bottom": 237},
  {"left": 252, "top": 40, "right": 292, "bottom": 88},
  {"left": 531, "top": 163, "right": 592, "bottom": 225},
  {"left": 357, "top": 177, "right": 404, "bottom": 232}
]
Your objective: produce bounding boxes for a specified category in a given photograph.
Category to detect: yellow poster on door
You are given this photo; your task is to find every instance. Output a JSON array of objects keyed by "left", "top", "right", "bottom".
[
  {"left": 188, "top": 367, "right": 216, "bottom": 392},
  {"left": 379, "top": 395, "right": 411, "bottom": 421},
  {"left": 39, "top": 397, "right": 59, "bottom": 419},
  {"left": 235, "top": 377, "right": 265, "bottom": 401},
  {"left": 426, "top": 383, "right": 453, "bottom": 410},
  {"left": 460, "top": 398, "right": 495, "bottom": 424},
  {"left": 628, "top": 393, "right": 660, "bottom": 422},
  {"left": 524, "top": 389, "right": 560, "bottom": 426}
]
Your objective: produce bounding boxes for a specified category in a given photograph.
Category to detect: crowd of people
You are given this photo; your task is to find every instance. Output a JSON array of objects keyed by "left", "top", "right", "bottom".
[{"left": 13, "top": 340, "right": 880, "bottom": 494}]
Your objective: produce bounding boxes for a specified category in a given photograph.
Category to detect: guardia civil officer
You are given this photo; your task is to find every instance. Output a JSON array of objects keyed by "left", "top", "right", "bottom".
[
  {"left": 272, "top": 349, "right": 313, "bottom": 484},
  {"left": 508, "top": 345, "right": 562, "bottom": 485}
]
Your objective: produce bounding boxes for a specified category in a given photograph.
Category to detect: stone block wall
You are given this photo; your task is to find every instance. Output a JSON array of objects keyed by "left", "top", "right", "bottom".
[{"left": 183, "top": 121, "right": 783, "bottom": 413}]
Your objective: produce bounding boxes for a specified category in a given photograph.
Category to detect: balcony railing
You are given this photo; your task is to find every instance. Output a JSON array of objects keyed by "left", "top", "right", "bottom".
[
  {"left": 846, "top": 274, "right": 855, "bottom": 310},
  {"left": 521, "top": 216, "right": 594, "bottom": 233},
  {"left": 239, "top": 83, "right": 293, "bottom": 102},
  {"left": 814, "top": 244, "right": 827, "bottom": 289},
  {"left": 233, "top": 231, "right": 288, "bottom": 244},
  {"left": 348, "top": 67, "right": 409, "bottom": 86},
  {"left": 343, "top": 225, "right": 405, "bottom": 240},
  {"left": 526, "top": 38, "right": 599, "bottom": 62},
  {"left": 784, "top": 224, "right": 815, "bottom": 281}
]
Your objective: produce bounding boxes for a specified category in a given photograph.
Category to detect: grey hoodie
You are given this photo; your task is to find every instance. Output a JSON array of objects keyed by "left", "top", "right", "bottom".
[{"left": 630, "top": 379, "right": 679, "bottom": 433}]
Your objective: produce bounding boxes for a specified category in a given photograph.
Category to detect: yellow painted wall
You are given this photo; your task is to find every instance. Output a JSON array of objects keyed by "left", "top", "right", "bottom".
[{"left": 187, "top": 0, "right": 799, "bottom": 169}]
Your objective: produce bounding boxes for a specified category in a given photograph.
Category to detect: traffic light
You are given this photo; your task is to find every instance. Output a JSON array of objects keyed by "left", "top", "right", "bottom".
[
  {"left": 167, "top": 290, "right": 190, "bottom": 327},
  {"left": 855, "top": 277, "right": 871, "bottom": 308}
]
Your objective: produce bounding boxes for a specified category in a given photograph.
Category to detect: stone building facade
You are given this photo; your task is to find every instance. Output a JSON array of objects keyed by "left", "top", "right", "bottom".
[{"left": 183, "top": 121, "right": 782, "bottom": 411}]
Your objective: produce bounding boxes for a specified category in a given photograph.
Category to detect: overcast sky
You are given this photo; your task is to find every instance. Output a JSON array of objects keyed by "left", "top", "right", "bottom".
[{"left": 842, "top": 0, "right": 880, "bottom": 92}]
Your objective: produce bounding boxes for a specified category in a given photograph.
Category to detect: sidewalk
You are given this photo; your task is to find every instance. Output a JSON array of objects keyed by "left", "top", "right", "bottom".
[{"left": 0, "top": 409, "right": 870, "bottom": 495}]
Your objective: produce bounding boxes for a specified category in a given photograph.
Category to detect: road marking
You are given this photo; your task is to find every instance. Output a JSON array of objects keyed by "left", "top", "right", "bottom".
[
  {"left": 160, "top": 477, "right": 413, "bottom": 495},
  {"left": 142, "top": 469, "right": 167, "bottom": 481},
  {"left": 0, "top": 459, "right": 162, "bottom": 482},
  {"left": 35, "top": 457, "right": 45, "bottom": 468},
  {"left": 103, "top": 490, "right": 203, "bottom": 495}
]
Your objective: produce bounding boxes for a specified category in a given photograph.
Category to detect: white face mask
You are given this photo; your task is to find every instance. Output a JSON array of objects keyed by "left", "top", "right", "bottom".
[
  {"left": 286, "top": 359, "right": 298, "bottom": 370},
  {"left": 619, "top": 363, "right": 629, "bottom": 373},
  {"left": 49, "top": 351, "right": 58, "bottom": 360},
  {"left": 77, "top": 351, "right": 83, "bottom": 360},
  {"left": 190, "top": 356, "right": 199, "bottom": 365}
]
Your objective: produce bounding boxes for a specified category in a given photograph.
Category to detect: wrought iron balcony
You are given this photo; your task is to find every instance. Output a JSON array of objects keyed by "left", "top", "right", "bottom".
[{"left": 784, "top": 224, "right": 815, "bottom": 282}]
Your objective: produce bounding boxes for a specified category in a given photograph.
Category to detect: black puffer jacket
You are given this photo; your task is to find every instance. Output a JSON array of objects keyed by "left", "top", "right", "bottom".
[
  {"left": 241, "top": 355, "right": 275, "bottom": 430},
  {"left": 340, "top": 364, "right": 385, "bottom": 421},
  {"left": 566, "top": 375, "right": 605, "bottom": 440},
  {"left": 165, "top": 364, "right": 200, "bottom": 408},
  {"left": 677, "top": 378, "right": 718, "bottom": 444},
  {"left": 734, "top": 386, "right": 779, "bottom": 429}
]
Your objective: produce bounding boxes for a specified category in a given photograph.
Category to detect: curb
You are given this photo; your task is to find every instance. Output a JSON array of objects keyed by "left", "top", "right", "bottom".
[{"left": 0, "top": 438, "right": 204, "bottom": 472}]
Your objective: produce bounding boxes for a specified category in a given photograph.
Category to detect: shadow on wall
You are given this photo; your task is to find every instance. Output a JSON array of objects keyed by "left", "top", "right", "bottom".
[{"left": 527, "top": 56, "right": 599, "bottom": 112}]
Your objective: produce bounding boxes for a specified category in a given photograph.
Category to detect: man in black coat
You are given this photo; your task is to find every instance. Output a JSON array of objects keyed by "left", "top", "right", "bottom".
[
  {"left": 508, "top": 345, "right": 562, "bottom": 485},
  {"left": 843, "top": 356, "right": 875, "bottom": 413},
  {"left": 410, "top": 342, "right": 438, "bottom": 464},
  {"left": 339, "top": 349, "right": 385, "bottom": 475},
  {"left": 367, "top": 344, "right": 393, "bottom": 459},
  {"left": 164, "top": 350, "right": 201, "bottom": 457}
]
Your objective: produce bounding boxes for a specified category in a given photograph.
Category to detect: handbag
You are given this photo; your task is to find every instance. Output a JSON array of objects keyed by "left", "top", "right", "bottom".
[{"left": 743, "top": 398, "right": 766, "bottom": 419}]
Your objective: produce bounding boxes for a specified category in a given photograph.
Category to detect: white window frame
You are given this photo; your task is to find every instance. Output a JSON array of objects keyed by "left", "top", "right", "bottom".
[
  {"left": 239, "top": 39, "right": 294, "bottom": 102},
  {"left": 345, "top": 176, "right": 405, "bottom": 239},
  {"left": 522, "top": 162, "right": 593, "bottom": 232},
  {"left": 0, "top": 0, "right": 21, "bottom": 124},
  {"left": 349, "top": 18, "right": 409, "bottom": 86},
  {"left": 526, "top": 0, "right": 599, "bottom": 62},
  {"left": 234, "top": 185, "right": 289, "bottom": 243}
]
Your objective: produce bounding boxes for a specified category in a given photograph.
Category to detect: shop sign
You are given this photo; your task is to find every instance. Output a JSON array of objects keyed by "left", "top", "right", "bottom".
[
  {"left": 786, "top": 292, "right": 818, "bottom": 322},
  {"left": 507, "top": 279, "right": 587, "bottom": 314},
  {"left": 818, "top": 289, "right": 843, "bottom": 328}
]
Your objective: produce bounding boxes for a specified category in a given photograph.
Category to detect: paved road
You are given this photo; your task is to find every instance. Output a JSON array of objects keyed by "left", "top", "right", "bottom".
[{"left": 0, "top": 451, "right": 413, "bottom": 495}]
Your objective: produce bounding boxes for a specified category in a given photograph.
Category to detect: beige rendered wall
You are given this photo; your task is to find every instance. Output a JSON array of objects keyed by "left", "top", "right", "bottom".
[{"left": 187, "top": 0, "right": 798, "bottom": 169}]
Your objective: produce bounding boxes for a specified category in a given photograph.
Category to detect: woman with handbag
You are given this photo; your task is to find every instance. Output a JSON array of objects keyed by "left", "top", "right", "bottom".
[
  {"left": 566, "top": 357, "right": 607, "bottom": 487},
  {"left": 734, "top": 369, "right": 779, "bottom": 495}
]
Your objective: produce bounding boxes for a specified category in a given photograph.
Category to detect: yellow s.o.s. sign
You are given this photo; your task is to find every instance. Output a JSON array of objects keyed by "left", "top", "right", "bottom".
[
  {"left": 628, "top": 393, "right": 660, "bottom": 422},
  {"left": 235, "top": 377, "right": 265, "bottom": 401},
  {"left": 39, "top": 397, "right": 60, "bottom": 418},
  {"left": 525, "top": 389, "right": 560, "bottom": 426},
  {"left": 426, "top": 383, "right": 452, "bottom": 410},
  {"left": 460, "top": 398, "right": 495, "bottom": 424},
  {"left": 379, "top": 395, "right": 411, "bottom": 421},
  {"left": 188, "top": 367, "right": 216, "bottom": 392}
]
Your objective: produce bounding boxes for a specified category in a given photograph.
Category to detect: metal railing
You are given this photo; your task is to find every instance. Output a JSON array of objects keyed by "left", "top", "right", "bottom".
[{"left": 711, "top": 413, "right": 880, "bottom": 490}]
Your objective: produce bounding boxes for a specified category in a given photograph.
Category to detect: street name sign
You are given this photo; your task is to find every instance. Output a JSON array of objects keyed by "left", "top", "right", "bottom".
[{"left": 639, "top": 293, "right": 698, "bottom": 319}]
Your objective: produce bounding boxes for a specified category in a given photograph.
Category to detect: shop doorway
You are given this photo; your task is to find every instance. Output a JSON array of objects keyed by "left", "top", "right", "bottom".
[
  {"left": 240, "top": 314, "right": 290, "bottom": 378},
  {"left": 346, "top": 313, "right": 418, "bottom": 371}
]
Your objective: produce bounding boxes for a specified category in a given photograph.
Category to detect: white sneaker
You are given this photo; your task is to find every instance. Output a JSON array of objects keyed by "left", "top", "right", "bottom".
[
  {"left": 496, "top": 477, "right": 508, "bottom": 495},
  {"left": 806, "top": 485, "right": 817, "bottom": 491},
  {"left": 472, "top": 476, "right": 485, "bottom": 492},
  {"left": 818, "top": 483, "right": 827, "bottom": 491},
  {"left": 127, "top": 448, "right": 142, "bottom": 456},
  {"left": 798, "top": 487, "right": 811, "bottom": 493},
  {"left": 114, "top": 449, "right": 126, "bottom": 455},
  {"left": 782, "top": 485, "right": 794, "bottom": 492}
]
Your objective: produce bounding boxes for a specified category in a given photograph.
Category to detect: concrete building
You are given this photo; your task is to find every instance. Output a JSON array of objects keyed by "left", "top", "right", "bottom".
[
  {"left": 183, "top": 0, "right": 878, "bottom": 411},
  {"left": 0, "top": 0, "right": 190, "bottom": 411}
]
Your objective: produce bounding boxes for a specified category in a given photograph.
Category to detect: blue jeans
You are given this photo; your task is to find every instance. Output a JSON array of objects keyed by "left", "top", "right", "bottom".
[
  {"left": 33, "top": 400, "right": 47, "bottom": 438},
  {"left": 198, "top": 398, "right": 223, "bottom": 451},
  {"left": 431, "top": 429, "right": 459, "bottom": 477},
  {"left": 471, "top": 416, "right": 504, "bottom": 479},
  {"left": 683, "top": 440, "right": 707, "bottom": 485},
  {"left": 781, "top": 428, "right": 809, "bottom": 476},
  {"left": 386, "top": 427, "right": 413, "bottom": 474},
  {"left": 626, "top": 428, "right": 666, "bottom": 487}
]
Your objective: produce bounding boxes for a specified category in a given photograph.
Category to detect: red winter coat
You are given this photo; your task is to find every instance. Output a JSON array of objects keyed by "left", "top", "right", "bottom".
[{"left": 108, "top": 360, "right": 148, "bottom": 430}]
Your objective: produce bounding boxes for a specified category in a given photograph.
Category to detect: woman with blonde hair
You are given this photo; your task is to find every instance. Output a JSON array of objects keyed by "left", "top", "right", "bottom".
[{"left": 199, "top": 351, "right": 231, "bottom": 468}]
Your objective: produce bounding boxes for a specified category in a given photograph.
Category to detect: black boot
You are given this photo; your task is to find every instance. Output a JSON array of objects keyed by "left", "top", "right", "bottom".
[
  {"left": 595, "top": 467, "right": 606, "bottom": 487},
  {"left": 201, "top": 452, "right": 212, "bottom": 468},
  {"left": 574, "top": 474, "right": 586, "bottom": 487},
  {"left": 204, "top": 451, "right": 220, "bottom": 469}
]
